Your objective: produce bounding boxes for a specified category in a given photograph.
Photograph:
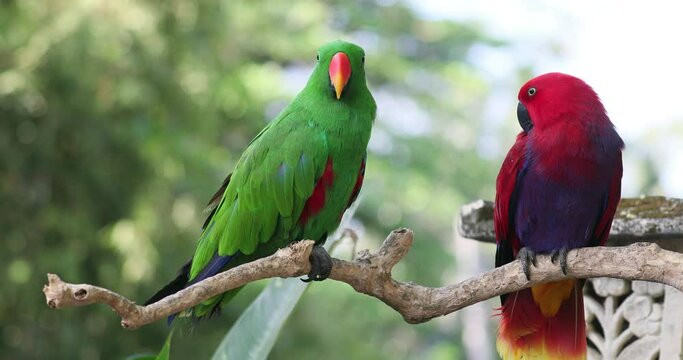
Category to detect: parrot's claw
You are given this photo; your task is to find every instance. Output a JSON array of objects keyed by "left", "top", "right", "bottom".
[
  {"left": 550, "top": 247, "right": 569, "bottom": 275},
  {"left": 517, "top": 247, "right": 537, "bottom": 281},
  {"left": 302, "top": 245, "right": 332, "bottom": 282}
]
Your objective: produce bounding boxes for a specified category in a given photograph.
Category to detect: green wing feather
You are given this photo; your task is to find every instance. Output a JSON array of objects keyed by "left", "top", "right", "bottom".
[{"left": 189, "top": 110, "right": 328, "bottom": 280}]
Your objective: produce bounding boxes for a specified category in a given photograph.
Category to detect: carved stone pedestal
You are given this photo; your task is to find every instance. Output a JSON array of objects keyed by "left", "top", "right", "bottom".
[{"left": 585, "top": 278, "right": 683, "bottom": 359}]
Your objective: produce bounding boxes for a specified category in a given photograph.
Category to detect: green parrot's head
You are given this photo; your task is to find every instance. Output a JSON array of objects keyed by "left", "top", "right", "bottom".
[{"left": 311, "top": 40, "right": 369, "bottom": 101}]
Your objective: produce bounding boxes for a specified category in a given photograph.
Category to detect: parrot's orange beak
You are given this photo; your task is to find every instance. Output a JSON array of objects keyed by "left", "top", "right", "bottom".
[{"left": 329, "top": 52, "right": 351, "bottom": 100}]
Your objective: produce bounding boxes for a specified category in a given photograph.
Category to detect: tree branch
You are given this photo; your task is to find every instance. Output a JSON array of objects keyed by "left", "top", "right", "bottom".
[{"left": 43, "top": 228, "right": 683, "bottom": 328}]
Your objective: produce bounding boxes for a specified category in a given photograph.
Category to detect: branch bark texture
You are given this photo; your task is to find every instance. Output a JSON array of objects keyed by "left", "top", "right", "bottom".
[{"left": 43, "top": 228, "right": 683, "bottom": 328}]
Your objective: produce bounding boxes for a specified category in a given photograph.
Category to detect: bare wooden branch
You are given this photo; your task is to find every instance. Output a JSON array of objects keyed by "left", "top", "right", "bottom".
[
  {"left": 43, "top": 229, "right": 683, "bottom": 328},
  {"left": 44, "top": 240, "right": 315, "bottom": 329}
]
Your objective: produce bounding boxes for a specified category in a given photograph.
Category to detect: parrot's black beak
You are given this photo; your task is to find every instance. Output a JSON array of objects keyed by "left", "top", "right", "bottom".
[{"left": 517, "top": 102, "right": 533, "bottom": 133}]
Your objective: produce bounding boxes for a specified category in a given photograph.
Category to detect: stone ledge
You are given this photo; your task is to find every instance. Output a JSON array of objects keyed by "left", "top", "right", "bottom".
[{"left": 458, "top": 197, "right": 683, "bottom": 248}]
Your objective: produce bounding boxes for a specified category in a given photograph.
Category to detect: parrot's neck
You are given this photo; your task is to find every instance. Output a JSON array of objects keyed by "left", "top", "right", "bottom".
[{"left": 526, "top": 122, "right": 621, "bottom": 185}]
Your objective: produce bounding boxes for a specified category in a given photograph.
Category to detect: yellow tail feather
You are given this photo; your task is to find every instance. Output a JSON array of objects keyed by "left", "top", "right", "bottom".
[{"left": 531, "top": 279, "right": 575, "bottom": 317}]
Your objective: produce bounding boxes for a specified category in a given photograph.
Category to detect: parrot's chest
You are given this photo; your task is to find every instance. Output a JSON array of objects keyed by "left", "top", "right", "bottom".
[
  {"left": 295, "top": 118, "right": 371, "bottom": 242},
  {"left": 513, "top": 166, "right": 607, "bottom": 252}
]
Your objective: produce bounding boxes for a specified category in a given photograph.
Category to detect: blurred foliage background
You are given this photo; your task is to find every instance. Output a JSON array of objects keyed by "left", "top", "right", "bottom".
[{"left": 0, "top": 0, "right": 670, "bottom": 359}]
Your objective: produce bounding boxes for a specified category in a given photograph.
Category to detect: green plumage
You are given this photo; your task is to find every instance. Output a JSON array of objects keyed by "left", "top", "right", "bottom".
[{"left": 157, "top": 41, "right": 376, "bottom": 318}]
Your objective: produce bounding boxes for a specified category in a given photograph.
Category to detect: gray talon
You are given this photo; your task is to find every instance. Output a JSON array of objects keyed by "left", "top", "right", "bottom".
[
  {"left": 302, "top": 245, "right": 332, "bottom": 282},
  {"left": 517, "top": 247, "right": 537, "bottom": 281},
  {"left": 551, "top": 248, "right": 569, "bottom": 275}
]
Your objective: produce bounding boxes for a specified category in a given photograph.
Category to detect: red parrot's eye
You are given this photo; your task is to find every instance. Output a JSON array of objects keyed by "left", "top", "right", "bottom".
[{"left": 527, "top": 87, "right": 537, "bottom": 96}]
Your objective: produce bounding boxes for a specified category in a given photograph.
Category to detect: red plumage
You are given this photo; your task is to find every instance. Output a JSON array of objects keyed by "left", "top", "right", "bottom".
[
  {"left": 346, "top": 158, "right": 365, "bottom": 208},
  {"left": 299, "top": 158, "right": 335, "bottom": 224},
  {"left": 494, "top": 132, "right": 526, "bottom": 255},
  {"left": 495, "top": 73, "right": 623, "bottom": 359},
  {"left": 298, "top": 157, "right": 366, "bottom": 225}
]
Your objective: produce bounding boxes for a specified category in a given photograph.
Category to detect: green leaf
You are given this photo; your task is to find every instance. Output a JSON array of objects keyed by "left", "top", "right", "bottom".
[
  {"left": 211, "top": 201, "right": 360, "bottom": 360},
  {"left": 155, "top": 329, "right": 174, "bottom": 360},
  {"left": 127, "top": 329, "right": 174, "bottom": 360},
  {"left": 125, "top": 355, "right": 156, "bottom": 360}
]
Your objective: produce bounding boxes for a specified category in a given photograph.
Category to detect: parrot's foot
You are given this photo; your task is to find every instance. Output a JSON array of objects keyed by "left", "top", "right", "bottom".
[
  {"left": 302, "top": 245, "right": 332, "bottom": 282},
  {"left": 517, "top": 247, "right": 538, "bottom": 281},
  {"left": 550, "top": 247, "right": 569, "bottom": 275}
]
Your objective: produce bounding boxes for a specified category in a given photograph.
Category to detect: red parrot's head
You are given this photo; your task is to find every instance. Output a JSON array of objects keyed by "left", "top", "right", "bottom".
[{"left": 516, "top": 72, "right": 608, "bottom": 133}]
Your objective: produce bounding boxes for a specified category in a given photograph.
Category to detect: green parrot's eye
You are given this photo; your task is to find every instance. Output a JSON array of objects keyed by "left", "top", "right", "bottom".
[
  {"left": 362, "top": 56, "right": 365, "bottom": 64},
  {"left": 528, "top": 87, "right": 536, "bottom": 96},
  {"left": 316, "top": 54, "right": 319, "bottom": 61}
]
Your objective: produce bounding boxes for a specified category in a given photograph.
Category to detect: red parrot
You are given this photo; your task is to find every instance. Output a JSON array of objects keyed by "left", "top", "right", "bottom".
[{"left": 494, "top": 73, "right": 624, "bottom": 359}]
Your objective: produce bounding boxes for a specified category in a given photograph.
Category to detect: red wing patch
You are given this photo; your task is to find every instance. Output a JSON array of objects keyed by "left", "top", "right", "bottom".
[
  {"left": 495, "top": 133, "right": 527, "bottom": 252},
  {"left": 346, "top": 158, "right": 365, "bottom": 209},
  {"left": 298, "top": 158, "right": 335, "bottom": 224}
]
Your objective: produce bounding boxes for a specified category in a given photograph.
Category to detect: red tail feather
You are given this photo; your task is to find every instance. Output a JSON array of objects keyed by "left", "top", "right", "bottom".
[{"left": 497, "top": 282, "right": 586, "bottom": 360}]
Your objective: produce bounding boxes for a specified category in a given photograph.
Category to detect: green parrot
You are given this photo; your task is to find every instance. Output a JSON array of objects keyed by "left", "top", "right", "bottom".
[{"left": 145, "top": 40, "right": 376, "bottom": 321}]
